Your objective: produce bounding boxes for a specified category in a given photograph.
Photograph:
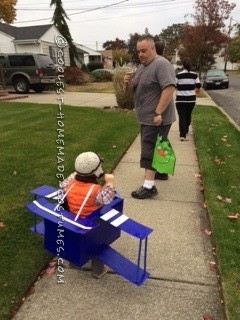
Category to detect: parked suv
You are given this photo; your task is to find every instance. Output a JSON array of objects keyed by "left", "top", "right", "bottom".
[{"left": 0, "top": 53, "right": 57, "bottom": 93}]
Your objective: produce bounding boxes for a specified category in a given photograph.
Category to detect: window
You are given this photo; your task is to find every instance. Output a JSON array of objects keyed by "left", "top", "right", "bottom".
[
  {"left": 9, "top": 55, "right": 35, "bottom": 67},
  {"left": 49, "top": 46, "right": 57, "bottom": 64},
  {"left": 0, "top": 56, "right": 6, "bottom": 66}
]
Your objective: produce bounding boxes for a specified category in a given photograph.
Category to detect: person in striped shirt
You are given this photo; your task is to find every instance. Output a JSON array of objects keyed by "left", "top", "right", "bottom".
[{"left": 175, "top": 58, "right": 201, "bottom": 141}]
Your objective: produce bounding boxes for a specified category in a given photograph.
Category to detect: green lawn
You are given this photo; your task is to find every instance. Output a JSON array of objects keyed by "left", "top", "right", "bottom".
[
  {"left": 0, "top": 102, "right": 139, "bottom": 320},
  {"left": 1, "top": 101, "right": 239, "bottom": 319},
  {"left": 193, "top": 105, "right": 240, "bottom": 320}
]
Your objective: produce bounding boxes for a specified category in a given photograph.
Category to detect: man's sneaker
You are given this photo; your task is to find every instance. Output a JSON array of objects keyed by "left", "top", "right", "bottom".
[
  {"left": 155, "top": 172, "right": 169, "bottom": 180},
  {"left": 179, "top": 137, "right": 185, "bottom": 141},
  {"left": 131, "top": 186, "right": 158, "bottom": 199}
]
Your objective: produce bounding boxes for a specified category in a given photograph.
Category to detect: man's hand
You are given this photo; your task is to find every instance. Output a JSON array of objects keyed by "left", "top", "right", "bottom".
[
  {"left": 153, "top": 114, "right": 163, "bottom": 126},
  {"left": 123, "top": 72, "right": 133, "bottom": 86}
]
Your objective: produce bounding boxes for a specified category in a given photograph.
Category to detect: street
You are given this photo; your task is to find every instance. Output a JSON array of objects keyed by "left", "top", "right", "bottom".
[{"left": 206, "top": 75, "right": 240, "bottom": 126}]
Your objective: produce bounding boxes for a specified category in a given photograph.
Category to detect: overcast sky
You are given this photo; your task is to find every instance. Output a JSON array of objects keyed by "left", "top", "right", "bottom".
[{"left": 14, "top": 0, "right": 240, "bottom": 50}]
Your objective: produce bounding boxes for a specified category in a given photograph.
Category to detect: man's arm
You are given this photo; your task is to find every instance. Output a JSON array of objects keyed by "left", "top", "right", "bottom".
[
  {"left": 154, "top": 85, "right": 175, "bottom": 126},
  {"left": 155, "top": 85, "right": 175, "bottom": 115}
]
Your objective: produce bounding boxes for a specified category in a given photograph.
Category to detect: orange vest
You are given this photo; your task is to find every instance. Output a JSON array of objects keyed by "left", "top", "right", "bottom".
[{"left": 66, "top": 180, "right": 101, "bottom": 218}]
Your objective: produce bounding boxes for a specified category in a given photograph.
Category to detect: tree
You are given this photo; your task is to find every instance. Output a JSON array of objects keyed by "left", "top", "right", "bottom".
[
  {"left": 103, "top": 38, "right": 128, "bottom": 50},
  {"left": 0, "top": 0, "right": 17, "bottom": 23},
  {"left": 179, "top": 0, "right": 236, "bottom": 77},
  {"left": 127, "top": 32, "right": 160, "bottom": 64},
  {"left": 227, "top": 32, "right": 240, "bottom": 64},
  {"left": 127, "top": 32, "right": 142, "bottom": 64},
  {"left": 112, "top": 49, "right": 131, "bottom": 67},
  {"left": 50, "top": 0, "right": 78, "bottom": 66},
  {"left": 179, "top": 24, "right": 228, "bottom": 72},
  {"left": 159, "top": 23, "right": 185, "bottom": 61}
]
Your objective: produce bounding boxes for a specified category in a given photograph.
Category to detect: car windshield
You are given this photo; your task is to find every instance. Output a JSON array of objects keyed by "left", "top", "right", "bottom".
[{"left": 207, "top": 70, "right": 226, "bottom": 77}]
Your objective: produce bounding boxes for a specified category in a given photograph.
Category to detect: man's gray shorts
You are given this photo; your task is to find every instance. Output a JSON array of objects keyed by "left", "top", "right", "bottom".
[{"left": 140, "top": 124, "right": 171, "bottom": 170}]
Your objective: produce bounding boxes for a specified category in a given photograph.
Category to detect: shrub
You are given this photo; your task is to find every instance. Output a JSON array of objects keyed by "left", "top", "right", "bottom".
[
  {"left": 81, "top": 63, "right": 90, "bottom": 73},
  {"left": 113, "top": 67, "right": 134, "bottom": 109},
  {"left": 91, "top": 69, "right": 112, "bottom": 82},
  {"left": 64, "top": 66, "right": 89, "bottom": 85},
  {"left": 87, "top": 62, "right": 104, "bottom": 72}
]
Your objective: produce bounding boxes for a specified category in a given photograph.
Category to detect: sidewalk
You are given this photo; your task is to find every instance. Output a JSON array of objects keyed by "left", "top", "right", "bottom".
[
  {"left": 13, "top": 94, "right": 225, "bottom": 320},
  {"left": 1, "top": 90, "right": 118, "bottom": 108}
]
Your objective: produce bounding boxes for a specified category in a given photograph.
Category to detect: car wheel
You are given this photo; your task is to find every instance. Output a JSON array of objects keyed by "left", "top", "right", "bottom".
[
  {"left": 32, "top": 85, "right": 46, "bottom": 93},
  {"left": 13, "top": 77, "right": 30, "bottom": 94},
  {"left": 225, "top": 84, "right": 229, "bottom": 89}
]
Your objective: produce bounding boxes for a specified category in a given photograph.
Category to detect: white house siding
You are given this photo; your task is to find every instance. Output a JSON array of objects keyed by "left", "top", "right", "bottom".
[
  {"left": 15, "top": 43, "right": 41, "bottom": 54},
  {"left": 0, "top": 32, "right": 15, "bottom": 52},
  {"left": 41, "top": 25, "right": 60, "bottom": 43},
  {"left": 41, "top": 26, "right": 70, "bottom": 66},
  {"left": 214, "top": 54, "right": 238, "bottom": 70},
  {"left": 75, "top": 43, "right": 102, "bottom": 65},
  {"left": 84, "top": 53, "right": 89, "bottom": 65},
  {"left": 41, "top": 38, "right": 70, "bottom": 67}
]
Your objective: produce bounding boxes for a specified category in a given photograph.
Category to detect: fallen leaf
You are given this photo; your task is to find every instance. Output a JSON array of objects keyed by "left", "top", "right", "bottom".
[
  {"left": 202, "top": 228, "right": 212, "bottom": 236},
  {"left": 210, "top": 261, "right": 217, "bottom": 272},
  {"left": 202, "top": 315, "right": 213, "bottom": 320},
  {"left": 13, "top": 171, "right": 17, "bottom": 175},
  {"left": 48, "top": 260, "right": 57, "bottom": 267},
  {"left": 216, "top": 195, "right": 232, "bottom": 203},
  {"left": 40, "top": 269, "right": 46, "bottom": 276},
  {"left": 27, "top": 286, "right": 35, "bottom": 296},
  {"left": 0, "top": 222, "right": 5, "bottom": 229},
  {"left": 213, "top": 157, "right": 221, "bottom": 164},
  {"left": 195, "top": 173, "right": 201, "bottom": 178},
  {"left": 203, "top": 202, "right": 207, "bottom": 209},
  {"left": 221, "top": 138, "right": 227, "bottom": 142},
  {"left": 202, "top": 314, "right": 214, "bottom": 320},
  {"left": 199, "top": 187, "right": 204, "bottom": 193},
  {"left": 227, "top": 214, "right": 239, "bottom": 221},
  {"left": 45, "top": 266, "right": 56, "bottom": 275}
]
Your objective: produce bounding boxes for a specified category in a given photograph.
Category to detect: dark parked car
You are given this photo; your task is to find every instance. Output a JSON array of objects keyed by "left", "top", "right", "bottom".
[
  {"left": 0, "top": 53, "right": 57, "bottom": 93},
  {"left": 202, "top": 69, "right": 229, "bottom": 90}
]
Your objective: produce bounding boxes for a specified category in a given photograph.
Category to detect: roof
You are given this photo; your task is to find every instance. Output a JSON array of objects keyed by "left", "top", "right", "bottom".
[
  {"left": 0, "top": 22, "right": 53, "bottom": 40},
  {"left": 75, "top": 43, "right": 101, "bottom": 56},
  {"left": 98, "top": 50, "right": 113, "bottom": 58}
]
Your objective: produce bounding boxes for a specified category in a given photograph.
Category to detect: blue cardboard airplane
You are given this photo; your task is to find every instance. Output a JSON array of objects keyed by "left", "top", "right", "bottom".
[{"left": 26, "top": 185, "right": 153, "bottom": 286}]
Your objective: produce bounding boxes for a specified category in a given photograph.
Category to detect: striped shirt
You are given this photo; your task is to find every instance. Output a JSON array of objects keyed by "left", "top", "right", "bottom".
[{"left": 176, "top": 69, "right": 201, "bottom": 103}]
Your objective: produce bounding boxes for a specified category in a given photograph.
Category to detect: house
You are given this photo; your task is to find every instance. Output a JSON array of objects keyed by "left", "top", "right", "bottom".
[
  {"left": 74, "top": 43, "right": 102, "bottom": 66},
  {"left": 98, "top": 50, "right": 113, "bottom": 69},
  {"left": 0, "top": 22, "right": 70, "bottom": 66},
  {"left": 214, "top": 48, "right": 238, "bottom": 70}
]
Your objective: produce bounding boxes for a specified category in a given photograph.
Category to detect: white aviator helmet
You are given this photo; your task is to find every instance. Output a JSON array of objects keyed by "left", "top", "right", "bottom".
[{"left": 74, "top": 152, "right": 104, "bottom": 178}]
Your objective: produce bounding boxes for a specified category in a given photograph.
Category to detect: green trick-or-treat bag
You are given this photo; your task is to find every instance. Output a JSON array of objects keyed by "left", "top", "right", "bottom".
[{"left": 152, "top": 136, "right": 176, "bottom": 175}]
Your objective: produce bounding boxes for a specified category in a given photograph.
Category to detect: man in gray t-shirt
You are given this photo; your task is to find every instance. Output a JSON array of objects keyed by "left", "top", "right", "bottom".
[{"left": 124, "top": 35, "right": 176, "bottom": 199}]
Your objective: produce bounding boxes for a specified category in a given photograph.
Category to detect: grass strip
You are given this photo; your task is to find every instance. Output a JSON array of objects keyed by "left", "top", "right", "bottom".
[
  {"left": 193, "top": 105, "right": 240, "bottom": 320},
  {"left": 0, "top": 102, "right": 139, "bottom": 320}
]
